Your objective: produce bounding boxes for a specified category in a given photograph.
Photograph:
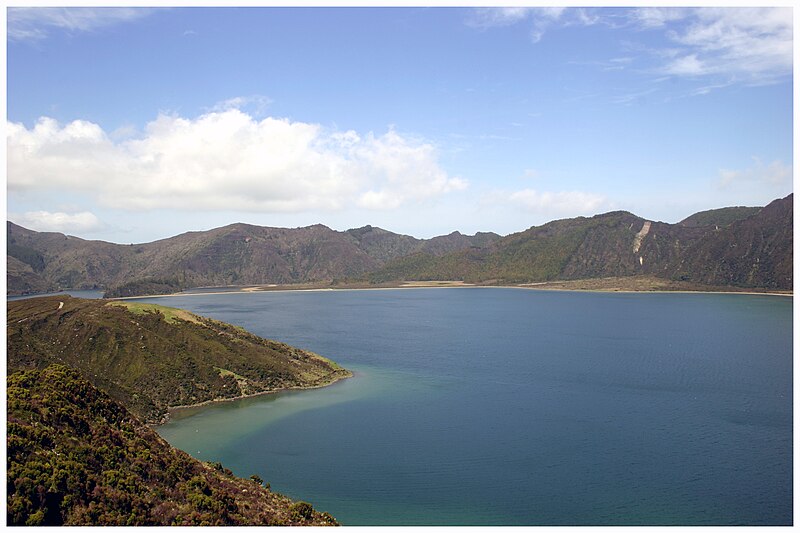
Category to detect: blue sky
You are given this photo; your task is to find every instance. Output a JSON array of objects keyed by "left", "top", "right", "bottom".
[{"left": 6, "top": 6, "right": 794, "bottom": 243}]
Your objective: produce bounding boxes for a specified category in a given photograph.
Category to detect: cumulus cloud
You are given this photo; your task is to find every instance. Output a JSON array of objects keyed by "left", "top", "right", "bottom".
[
  {"left": 10, "top": 211, "right": 103, "bottom": 233},
  {"left": 718, "top": 158, "right": 792, "bottom": 189},
  {"left": 8, "top": 7, "right": 157, "bottom": 42},
  {"left": 7, "top": 110, "right": 466, "bottom": 213}
]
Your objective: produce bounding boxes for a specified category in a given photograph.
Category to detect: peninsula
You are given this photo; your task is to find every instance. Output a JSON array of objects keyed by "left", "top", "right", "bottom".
[{"left": 7, "top": 296, "right": 350, "bottom": 525}]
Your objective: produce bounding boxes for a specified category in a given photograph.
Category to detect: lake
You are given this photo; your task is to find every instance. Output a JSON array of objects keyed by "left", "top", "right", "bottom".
[
  {"left": 143, "top": 288, "right": 792, "bottom": 525},
  {"left": 6, "top": 289, "right": 106, "bottom": 301}
]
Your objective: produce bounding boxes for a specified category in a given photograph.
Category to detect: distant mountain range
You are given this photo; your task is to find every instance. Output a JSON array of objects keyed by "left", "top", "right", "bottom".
[{"left": 7, "top": 194, "right": 792, "bottom": 296}]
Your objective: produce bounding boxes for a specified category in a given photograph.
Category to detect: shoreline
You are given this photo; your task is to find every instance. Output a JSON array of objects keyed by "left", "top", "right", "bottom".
[
  {"left": 109, "top": 279, "right": 793, "bottom": 300},
  {"left": 158, "top": 370, "right": 353, "bottom": 426}
]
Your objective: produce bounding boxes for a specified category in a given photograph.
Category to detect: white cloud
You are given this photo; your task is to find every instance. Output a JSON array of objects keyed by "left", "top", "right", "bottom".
[
  {"left": 207, "top": 95, "right": 273, "bottom": 115},
  {"left": 718, "top": 158, "right": 792, "bottom": 189},
  {"left": 630, "top": 7, "right": 689, "bottom": 29},
  {"left": 7, "top": 110, "right": 466, "bottom": 213},
  {"left": 8, "top": 7, "right": 157, "bottom": 42},
  {"left": 466, "top": 7, "right": 535, "bottom": 29},
  {"left": 10, "top": 211, "right": 103, "bottom": 233},
  {"left": 497, "top": 188, "right": 608, "bottom": 217},
  {"left": 635, "top": 7, "right": 792, "bottom": 85},
  {"left": 466, "top": 7, "right": 596, "bottom": 43},
  {"left": 468, "top": 7, "right": 791, "bottom": 90}
]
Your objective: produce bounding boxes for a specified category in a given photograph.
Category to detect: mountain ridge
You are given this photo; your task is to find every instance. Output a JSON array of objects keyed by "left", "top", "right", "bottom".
[{"left": 7, "top": 195, "right": 792, "bottom": 295}]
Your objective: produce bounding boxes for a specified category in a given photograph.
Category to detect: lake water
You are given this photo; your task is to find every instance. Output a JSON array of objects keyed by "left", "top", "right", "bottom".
[
  {"left": 6, "top": 289, "right": 106, "bottom": 301},
  {"left": 145, "top": 288, "right": 792, "bottom": 525}
]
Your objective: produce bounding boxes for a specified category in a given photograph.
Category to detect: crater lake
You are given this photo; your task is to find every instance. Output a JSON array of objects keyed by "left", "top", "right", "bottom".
[{"left": 143, "top": 288, "right": 792, "bottom": 525}]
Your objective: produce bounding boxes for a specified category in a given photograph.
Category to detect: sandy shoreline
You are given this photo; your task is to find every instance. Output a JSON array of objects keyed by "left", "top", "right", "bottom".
[
  {"left": 113, "top": 280, "right": 793, "bottom": 300},
  {"left": 158, "top": 370, "right": 353, "bottom": 425}
]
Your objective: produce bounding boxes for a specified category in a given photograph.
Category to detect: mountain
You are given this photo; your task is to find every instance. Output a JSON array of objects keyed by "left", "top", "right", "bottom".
[
  {"left": 7, "top": 296, "right": 351, "bottom": 424},
  {"left": 368, "top": 194, "right": 793, "bottom": 290},
  {"left": 662, "top": 195, "right": 792, "bottom": 289},
  {"left": 678, "top": 206, "right": 762, "bottom": 228},
  {"left": 6, "top": 221, "right": 498, "bottom": 296},
  {"left": 7, "top": 255, "right": 53, "bottom": 295},
  {"left": 7, "top": 364, "right": 338, "bottom": 526},
  {"left": 6, "top": 195, "right": 792, "bottom": 295}
]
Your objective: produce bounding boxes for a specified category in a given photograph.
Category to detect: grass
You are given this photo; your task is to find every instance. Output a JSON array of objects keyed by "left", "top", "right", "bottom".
[
  {"left": 8, "top": 296, "right": 351, "bottom": 424},
  {"left": 106, "top": 301, "right": 200, "bottom": 324},
  {"left": 214, "top": 367, "right": 247, "bottom": 381}
]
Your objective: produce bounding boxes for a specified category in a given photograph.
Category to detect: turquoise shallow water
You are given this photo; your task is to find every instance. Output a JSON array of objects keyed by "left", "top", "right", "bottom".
[{"left": 148, "top": 288, "right": 792, "bottom": 525}]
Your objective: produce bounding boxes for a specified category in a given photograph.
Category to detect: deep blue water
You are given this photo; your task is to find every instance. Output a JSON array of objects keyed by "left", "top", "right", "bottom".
[{"left": 147, "top": 288, "right": 792, "bottom": 525}]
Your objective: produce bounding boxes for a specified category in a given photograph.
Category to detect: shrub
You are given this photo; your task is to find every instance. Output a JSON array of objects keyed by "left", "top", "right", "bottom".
[{"left": 289, "top": 501, "right": 314, "bottom": 521}]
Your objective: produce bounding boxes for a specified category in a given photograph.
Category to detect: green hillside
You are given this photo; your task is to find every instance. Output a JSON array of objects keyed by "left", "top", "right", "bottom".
[
  {"left": 370, "top": 211, "right": 647, "bottom": 284},
  {"left": 7, "top": 365, "right": 338, "bottom": 526},
  {"left": 366, "top": 195, "right": 793, "bottom": 290},
  {"left": 7, "top": 296, "right": 351, "bottom": 424}
]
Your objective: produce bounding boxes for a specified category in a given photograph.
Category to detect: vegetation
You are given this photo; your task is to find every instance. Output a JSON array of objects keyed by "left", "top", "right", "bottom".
[
  {"left": 107, "top": 301, "right": 201, "bottom": 324},
  {"left": 7, "top": 296, "right": 352, "bottom": 424},
  {"left": 7, "top": 255, "right": 53, "bottom": 295},
  {"left": 678, "top": 206, "right": 761, "bottom": 228},
  {"left": 103, "top": 278, "right": 183, "bottom": 298},
  {"left": 5, "top": 220, "right": 498, "bottom": 296},
  {"left": 367, "top": 196, "right": 792, "bottom": 290},
  {"left": 370, "top": 211, "right": 647, "bottom": 284},
  {"left": 7, "top": 365, "right": 338, "bottom": 526}
]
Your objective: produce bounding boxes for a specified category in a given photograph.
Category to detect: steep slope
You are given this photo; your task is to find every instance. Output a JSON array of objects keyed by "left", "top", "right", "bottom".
[
  {"left": 7, "top": 296, "right": 351, "bottom": 424},
  {"left": 7, "top": 255, "right": 54, "bottom": 295},
  {"left": 345, "top": 225, "right": 420, "bottom": 262},
  {"left": 7, "top": 365, "right": 338, "bottom": 526},
  {"left": 662, "top": 195, "right": 792, "bottom": 289},
  {"left": 345, "top": 225, "right": 500, "bottom": 262},
  {"left": 7, "top": 222, "right": 135, "bottom": 291},
  {"left": 370, "top": 211, "right": 652, "bottom": 283}
]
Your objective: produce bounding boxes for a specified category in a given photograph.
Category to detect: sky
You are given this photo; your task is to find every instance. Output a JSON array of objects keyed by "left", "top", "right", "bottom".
[{"left": 5, "top": 5, "right": 794, "bottom": 244}]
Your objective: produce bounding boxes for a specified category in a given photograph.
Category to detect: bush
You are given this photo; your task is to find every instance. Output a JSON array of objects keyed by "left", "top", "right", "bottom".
[{"left": 289, "top": 501, "right": 314, "bottom": 521}]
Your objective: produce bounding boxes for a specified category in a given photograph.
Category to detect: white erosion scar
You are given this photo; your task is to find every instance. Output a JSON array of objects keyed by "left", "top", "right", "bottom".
[{"left": 633, "top": 221, "right": 651, "bottom": 265}]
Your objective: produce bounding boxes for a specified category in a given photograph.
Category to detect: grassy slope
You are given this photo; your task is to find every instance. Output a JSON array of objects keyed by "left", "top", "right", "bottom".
[
  {"left": 7, "top": 365, "right": 338, "bottom": 526},
  {"left": 370, "top": 211, "right": 646, "bottom": 284},
  {"left": 7, "top": 295, "right": 351, "bottom": 424}
]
